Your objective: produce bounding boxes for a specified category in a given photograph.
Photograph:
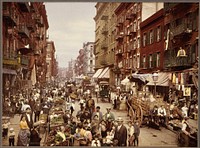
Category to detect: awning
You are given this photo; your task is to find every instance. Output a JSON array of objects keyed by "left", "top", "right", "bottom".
[
  {"left": 92, "top": 68, "right": 104, "bottom": 78},
  {"left": 130, "top": 73, "right": 150, "bottom": 84},
  {"left": 3, "top": 68, "right": 17, "bottom": 75},
  {"left": 98, "top": 67, "right": 110, "bottom": 78},
  {"left": 146, "top": 72, "right": 170, "bottom": 86}
]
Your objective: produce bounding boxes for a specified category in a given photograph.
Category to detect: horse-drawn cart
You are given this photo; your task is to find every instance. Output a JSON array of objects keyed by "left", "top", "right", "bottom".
[{"left": 127, "top": 91, "right": 169, "bottom": 126}]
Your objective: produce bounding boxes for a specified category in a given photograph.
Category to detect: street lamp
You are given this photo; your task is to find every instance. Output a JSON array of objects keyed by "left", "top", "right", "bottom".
[{"left": 152, "top": 72, "right": 159, "bottom": 97}]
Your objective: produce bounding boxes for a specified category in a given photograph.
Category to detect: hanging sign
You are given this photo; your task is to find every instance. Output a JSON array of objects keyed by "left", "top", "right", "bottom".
[{"left": 183, "top": 87, "right": 191, "bottom": 96}]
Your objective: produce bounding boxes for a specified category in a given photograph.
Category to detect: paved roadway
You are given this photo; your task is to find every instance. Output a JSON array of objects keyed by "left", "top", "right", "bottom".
[{"left": 2, "top": 95, "right": 179, "bottom": 147}]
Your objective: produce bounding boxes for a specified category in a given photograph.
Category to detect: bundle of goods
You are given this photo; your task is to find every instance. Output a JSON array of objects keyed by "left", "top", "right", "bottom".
[{"left": 46, "top": 125, "right": 72, "bottom": 146}]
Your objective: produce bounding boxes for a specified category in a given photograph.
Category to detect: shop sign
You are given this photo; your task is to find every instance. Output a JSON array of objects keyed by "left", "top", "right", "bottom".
[{"left": 183, "top": 86, "right": 191, "bottom": 96}]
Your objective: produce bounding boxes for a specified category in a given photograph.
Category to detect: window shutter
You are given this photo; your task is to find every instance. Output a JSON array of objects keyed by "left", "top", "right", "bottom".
[
  {"left": 140, "top": 56, "right": 143, "bottom": 68},
  {"left": 152, "top": 53, "right": 157, "bottom": 68},
  {"left": 147, "top": 31, "right": 149, "bottom": 45},
  {"left": 154, "top": 28, "right": 157, "bottom": 42},
  {"left": 146, "top": 55, "right": 149, "bottom": 69},
  {"left": 160, "top": 26, "right": 162, "bottom": 42}
]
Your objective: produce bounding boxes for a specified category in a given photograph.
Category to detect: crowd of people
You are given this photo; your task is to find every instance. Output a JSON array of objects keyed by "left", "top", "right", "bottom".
[
  {"left": 2, "top": 82, "right": 198, "bottom": 147},
  {"left": 2, "top": 84, "right": 142, "bottom": 147}
]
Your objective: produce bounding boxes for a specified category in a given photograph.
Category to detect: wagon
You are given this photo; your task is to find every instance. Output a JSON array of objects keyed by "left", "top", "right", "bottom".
[
  {"left": 127, "top": 91, "right": 169, "bottom": 126},
  {"left": 99, "top": 81, "right": 110, "bottom": 102}
]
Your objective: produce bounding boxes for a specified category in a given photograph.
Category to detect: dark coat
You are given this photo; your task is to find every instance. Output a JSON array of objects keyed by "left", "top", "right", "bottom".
[
  {"left": 114, "top": 124, "right": 127, "bottom": 146},
  {"left": 29, "top": 128, "right": 41, "bottom": 146}
]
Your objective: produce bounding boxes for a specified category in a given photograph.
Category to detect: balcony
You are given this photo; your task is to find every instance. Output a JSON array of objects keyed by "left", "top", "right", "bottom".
[
  {"left": 27, "top": 19, "right": 36, "bottom": 31},
  {"left": 35, "top": 15, "right": 44, "bottom": 27},
  {"left": 101, "top": 15, "right": 108, "bottom": 20},
  {"left": 18, "top": 25, "right": 30, "bottom": 38},
  {"left": 101, "top": 43, "right": 108, "bottom": 50},
  {"left": 129, "top": 25, "right": 137, "bottom": 35},
  {"left": 164, "top": 50, "right": 192, "bottom": 69},
  {"left": 18, "top": 2, "right": 30, "bottom": 12},
  {"left": 126, "top": 13, "right": 132, "bottom": 20},
  {"left": 130, "top": 9, "right": 137, "bottom": 17},
  {"left": 170, "top": 23, "right": 192, "bottom": 38},
  {"left": 100, "top": 60, "right": 107, "bottom": 65},
  {"left": 116, "top": 49, "right": 123, "bottom": 55},
  {"left": 3, "top": 57, "right": 19, "bottom": 66},
  {"left": 3, "top": 7, "right": 18, "bottom": 26},
  {"left": 101, "top": 26, "right": 108, "bottom": 35}
]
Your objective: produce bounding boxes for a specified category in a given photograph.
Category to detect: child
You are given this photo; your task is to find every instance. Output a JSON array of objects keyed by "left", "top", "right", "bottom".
[
  {"left": 105, "top": 131, "right": 113, "bottom": 146},
  {"left": 91, "top": 136, "right": 101, "bottom": 147},
  {"left": 2, "top": 119, "right": 10, "bottom": 138},
  {"left": 8, "top": 128, "right": 15, "bottom": 146}
]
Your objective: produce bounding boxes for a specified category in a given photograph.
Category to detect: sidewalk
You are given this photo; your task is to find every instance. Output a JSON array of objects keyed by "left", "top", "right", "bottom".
[{"left": 2, "top": 114, "right": 47, "bottom": 146}]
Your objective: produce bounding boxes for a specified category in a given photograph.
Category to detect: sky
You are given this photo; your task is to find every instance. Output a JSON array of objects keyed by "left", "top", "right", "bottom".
[{"left": 45, "top": 2, "right": 96, "bottom": 68}]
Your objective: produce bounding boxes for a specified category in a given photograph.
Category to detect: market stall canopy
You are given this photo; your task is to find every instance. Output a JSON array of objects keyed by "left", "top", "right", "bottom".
[
  {"left": 92, "top": 68, "right": 104, "bottom": 78},
  {"left": 121, "top": 77, "right": 130, "bottom": 85},
  {"left": 146, "top": 72, "right": 170, "bottom": 86},
  {"left": 98, "top": 67, "right": 109, "bottom": 79},
  {"left": 130, "top": 73, "right": 150, "bottom": 84}
]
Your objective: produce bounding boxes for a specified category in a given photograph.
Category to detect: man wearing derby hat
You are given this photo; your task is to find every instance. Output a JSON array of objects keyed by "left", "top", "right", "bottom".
[
  {"left": 113, "top": 117, "right": 127, "bottom": 146},
  {"left": 104, "top": 107, "right": 115, "bottom": 121}
]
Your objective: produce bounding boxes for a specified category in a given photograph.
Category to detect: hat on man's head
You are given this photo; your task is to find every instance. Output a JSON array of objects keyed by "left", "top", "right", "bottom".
[
  {"left": 25, "top": 106, "right": 31, "bottom": 111},
  {"left": 117, "top": 117, "right": 123, "bottom": 122},
  {"left": 9, "top": 128, "right": 14, "bottom": 131},
  {"left": 106, "top": 107, "right": 111, "bottom": 110},
  {"left": 96, "top": 106, "right": 100, "bottom": 109}
]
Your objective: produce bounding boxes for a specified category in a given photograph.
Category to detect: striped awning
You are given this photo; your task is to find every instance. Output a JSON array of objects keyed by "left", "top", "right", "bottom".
[
  {"left": 92, "top": 68, "right": 104, "bottom": 78},
  {"left": 98, "top": 67, "right": 110, "bottom": 78}
]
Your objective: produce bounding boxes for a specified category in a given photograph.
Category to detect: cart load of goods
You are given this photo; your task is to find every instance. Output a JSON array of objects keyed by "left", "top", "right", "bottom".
[
  {"left": 46, "top": 125, "right": 72, "bottom": 146},
  {"left": 53, "top": 97, "right": 65, "bottom": 106},
  {"left": 49, "top": 107, "right": 65, "bottom": 129}
]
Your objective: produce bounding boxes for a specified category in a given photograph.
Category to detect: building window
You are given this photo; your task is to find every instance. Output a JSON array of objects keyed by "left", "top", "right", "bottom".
[
  {"left": 156, "top": 52, "right": 160, "bottom": 67},
  {"left": 157, "top": 26, "right": 161, "bottom": 42},
  {"left": 134, "top": 21, "right": 137, "bottom": 32},
  {"left": 137, "top": 19, "right": 140, "bottom": 30},
  {"left": 149, "top": 54, "right": 152, "bottom": 68},
  {"left": 143, "top": 56, "right": 146, "bottom": 68},
  {"left": 137, "top": 55, "right": 140, "bottom": 68},
  {"left": 137, "top": 37, "right": 140, "bottom": 48},
  {"left": 134, "top": 38, "right": 137, "bottom": 49},
  {"left": 150, "top": 30, "right": 154, "bottom": 44},
  {"left": 143, "top": 33, "right": 147, "bottom": 47}
]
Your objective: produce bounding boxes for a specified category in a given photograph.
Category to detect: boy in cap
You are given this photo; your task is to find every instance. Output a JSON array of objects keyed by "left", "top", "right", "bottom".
[{"left": 8, "top": 128, "right": 15, "bottom": 146}]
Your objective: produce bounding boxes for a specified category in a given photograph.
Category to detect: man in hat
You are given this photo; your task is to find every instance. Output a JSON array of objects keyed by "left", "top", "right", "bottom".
[
  {"left": 86, "top": 96, "right": 95, "bottom": 114},
  {"left": 114, "top": 117, "right": 127, "bottom": 146},
  {"left": 104, "top": 107, "right": 115, "bottom": 121},
  {"left": 92, "top": 106, "right": 103, "bottom": 122}
]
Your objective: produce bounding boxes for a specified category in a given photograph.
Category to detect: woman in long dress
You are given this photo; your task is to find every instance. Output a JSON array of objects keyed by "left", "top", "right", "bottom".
[{"left": 17, "top": 116, "right": 30, "bottom": 146}]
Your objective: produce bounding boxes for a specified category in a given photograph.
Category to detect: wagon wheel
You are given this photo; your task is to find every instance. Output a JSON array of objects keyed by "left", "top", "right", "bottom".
[{"left": 134, "top": 105, "right": 143, "bottom": 126}]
